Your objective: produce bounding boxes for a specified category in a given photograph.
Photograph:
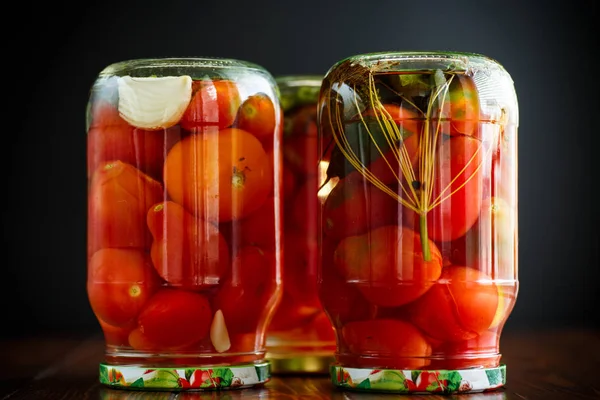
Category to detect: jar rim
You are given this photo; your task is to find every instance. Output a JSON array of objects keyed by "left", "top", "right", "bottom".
[
  {"left": 275, "top": 75, "right": 323, "bottom": 87},
  {"left": 327, "top": 50, "right": 507, "bottom": 76},
  {"left": 99, "top": 57, "right": 269, "bottom": 77}
]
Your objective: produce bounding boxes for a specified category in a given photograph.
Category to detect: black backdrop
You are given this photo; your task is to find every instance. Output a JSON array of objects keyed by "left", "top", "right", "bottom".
[{"left": 3, "top": 0, "right": 598, "bottom": 338}]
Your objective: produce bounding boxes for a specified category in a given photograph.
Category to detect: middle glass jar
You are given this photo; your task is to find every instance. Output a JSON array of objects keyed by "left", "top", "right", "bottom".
[
  {"left": 86, "top": 58, "right": 283, "bottom": 390},
  {"left": 264, "top": 75, "right": 336, "bottom": 374}
]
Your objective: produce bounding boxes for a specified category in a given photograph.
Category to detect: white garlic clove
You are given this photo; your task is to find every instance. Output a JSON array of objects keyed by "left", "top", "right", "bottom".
[
  {"left": 210, "top": 309, "right": 231, "bottom": 353},
  {"left": 117, "top": 75, "right": 192, "bottom": 130}
]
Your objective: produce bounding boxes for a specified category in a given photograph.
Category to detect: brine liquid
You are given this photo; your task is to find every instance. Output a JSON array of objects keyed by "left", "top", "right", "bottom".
[{"left": 317, "top": 66, "right": 518, "bottom": 371}]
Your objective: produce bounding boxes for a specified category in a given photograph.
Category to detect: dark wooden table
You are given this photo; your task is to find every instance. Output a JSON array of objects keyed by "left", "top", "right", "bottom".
[{"left": 2, "top": 328, "right": 599, "bottom": 399}]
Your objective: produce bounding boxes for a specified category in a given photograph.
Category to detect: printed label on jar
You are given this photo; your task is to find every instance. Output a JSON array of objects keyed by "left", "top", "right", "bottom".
[
  {"left": 331, "top": 364, "right": 506, "bottom": 394},
  {"left": 99, "top": 362, "right": 270, "bottom": 390}
]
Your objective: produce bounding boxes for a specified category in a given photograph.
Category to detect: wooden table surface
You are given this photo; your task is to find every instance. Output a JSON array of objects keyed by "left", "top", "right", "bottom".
[{"left": 1, "top": 328, "right": 599, "bottom": 399}]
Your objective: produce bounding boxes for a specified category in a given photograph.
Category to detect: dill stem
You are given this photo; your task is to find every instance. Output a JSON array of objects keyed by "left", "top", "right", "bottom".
[{"left": 419, "top": 213, "right": 431, "bottom": 261}]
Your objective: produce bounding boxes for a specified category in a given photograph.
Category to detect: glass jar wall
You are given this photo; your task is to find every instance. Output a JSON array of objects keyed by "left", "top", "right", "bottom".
[
  {"left": 265, "top": 75, "right": 336, "bottom": 374},
  {"left": 86, "top": 58, "right": 282, "bottom": 391},
  {"left": 317, "top": 52, "right": 518, "bottom": 394}
]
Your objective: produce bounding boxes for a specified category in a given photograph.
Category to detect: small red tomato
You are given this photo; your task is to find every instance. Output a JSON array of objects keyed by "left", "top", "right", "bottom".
[
  {"left": 362, "top": 103, "right": 423, "bottom": 139},
  {"left": 87, "top": 160, "right": 163, "bottom": 257},
  {"left": 334, "top": 225, "right": 443, "bottom": 307},
  {"left": 268, "top": 290, "right": 321, "bottom": 332},
  {"left": 431, "top": 330, "right": 500, "bottom": 369},
  {"left": 147, "top": 201, "right": 230, "bottom": 290},
  {"left": 213, "top": 246, "right": 280, "bottom": 333},
  {"left": 449, "top": 196, "right": 516, "bottom": 280},
  {"left": 98, "top": 318, "right": 135, "bottom": 347},
  {"left": 322, "top": 173, "right": 403, "bottom": 242},
  {"left": 236, "top": 93, "right": 277, "bottom": 140},
  {"left": 406, "top": 135, "right": 483, "bottom": 242},
  {"left": 318, "top": 238, "right": 376, "bottom": 327},
  {"left": 137, "top": 289, "right": 213, "bottom": 349},
  {"left": 364, "top": 132, "right": 421, "bottom": 185},
  {"left": 88, "top": 248, "right": 161, "bottom": 327},
  {"left": 447, "top": 75, "right": 480, "bottom": 137},
  {"left": 87, "top": 100, "right": 182, "bottom": 180},
  {"left": 342, "top": 319, "right": 432, "bottom": 369},
  {"left": 408, "top": 265, "right": 499, "bottom": 342},
  {"left": 238, "top": 196, "right": 278, "bottom": 250},
  {"left": 180, "top": 80, "right": 241, "bottom": 130},
  {"left": 128, "top": 327, "right": 158, "bottom": 351}
]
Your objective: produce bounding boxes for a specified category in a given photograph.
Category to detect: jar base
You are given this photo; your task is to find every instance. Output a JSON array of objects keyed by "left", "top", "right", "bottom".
[
  {"left": 99, "top": 362, "right": 271, "bottom": 391},
  {"left": 331, "top": 364, "right": 506, "bottom": 394},
  {"left": 267, "top": 351, "right": 335, "bottom": 375}
]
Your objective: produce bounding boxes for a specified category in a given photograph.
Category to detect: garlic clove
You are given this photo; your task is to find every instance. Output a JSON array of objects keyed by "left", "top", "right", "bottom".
[
  {"left": 210, "top": 309, "right": 231, "bottom": 353},
  {"left": 117, "top": 75, "right": 192, "bottom": 130}
]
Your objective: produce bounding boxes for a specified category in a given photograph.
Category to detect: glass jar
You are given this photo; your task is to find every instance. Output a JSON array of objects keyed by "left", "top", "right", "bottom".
[
  {"left": 86, "top": 58, "right": 282, "bottom": 391},
  {"left": 265, "top": 75, "right": 336, "bottom": 374},
  {"left": 317, "top": 51, "right": 518, "bottom": 394}
]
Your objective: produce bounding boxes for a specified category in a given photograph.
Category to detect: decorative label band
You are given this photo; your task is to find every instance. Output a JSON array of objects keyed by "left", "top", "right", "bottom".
[
  {"left": 99, "top": 362, "right": 270, "bottom": 391},
  {"left": 331, "top": 364, "right": 506, "bottom": 394}
]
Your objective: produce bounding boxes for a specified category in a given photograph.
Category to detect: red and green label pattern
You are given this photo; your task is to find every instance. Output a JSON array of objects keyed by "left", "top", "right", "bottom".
[
  {"left": 99, "top": 363, "right": 270, "bottom": 390},
  {"left": 331, "top": 365, "right": 506, "bottom": 394}
]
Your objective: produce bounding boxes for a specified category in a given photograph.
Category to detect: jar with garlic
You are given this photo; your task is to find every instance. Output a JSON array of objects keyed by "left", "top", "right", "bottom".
[{"left": 86, "top": 58, "right": 282, "bottom": 390}]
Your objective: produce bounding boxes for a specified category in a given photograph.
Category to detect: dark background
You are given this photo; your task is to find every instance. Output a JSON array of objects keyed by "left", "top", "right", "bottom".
[{"left": 4, "top": 0, "right": 598, "bottom": 339}]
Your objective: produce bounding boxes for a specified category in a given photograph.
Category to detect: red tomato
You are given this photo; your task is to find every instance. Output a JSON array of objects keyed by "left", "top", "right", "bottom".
[
  {"left": 87, "top": 100, "right": 182, "bottom": 179},
  {"left": 318, "top": 238, "right": 377, "bottom": 327},
  {"left": 362, "top": 103, "right": 423, "bottom": 138},
  {"left": 342, "top": 319, "right": 432, "bottom": 369},
  {"left": 447, "top": 75, "right": 480, "bottom": 137},
  {"left": 87, "top": 248, "right": 161, "bottom": 327},
  {"left": 146, "top": 201, "right": 230, "bottom": 290},
  {"left": 408, "top": 265, "right": 499, "bottom": 342},
  {"left": 406, "top": 135, "right": 484, "bottom": 242},
  {"left": 163, "top": 128, "right": 273, "bottom": 222},
  {"left": 128, "top": 327, "right": 158, "bottom": 351},
  {"left": 179, "top": 79, "right": 241, "bottom": 130},
  {"left": 290, "top": 178, "right": 319, "bottom": 240},
  {"left": 237, "top": 196, "right": 277, "bottom": 250},
  {"left": 137, "top": 289, "right": 212, "bottom": 348},
  {"left": 212, "top": 246, "right": 280, "bottom": 333},
  {"left": 364, "top": 132, "right": 421, "bottom": 185},
  {"left": 98, "top": 318, "right": 134, "bottom": 347},
  {"left": 431, "top": 330, "right": 500, "bottom": 369},
  {"left": 268, "top": 290, "right": 321, "bottom": 332},
  {"left": 334, "top": 225, "right": 443, "bottom": 307},
  {"left": 449, "top": 196, "right": 516, "bottom": 280},
  {"left": 236, "top": 93, "right": 277, "bottom": 140},
  {"left": 282, "top": 230, "right": 320, "bottom": 306},
  {"left": 87, "top": 160, "right": 163, "bottom": 257},
  {"left": 322, "top": 173, "right": 403, "bottom": 242}
]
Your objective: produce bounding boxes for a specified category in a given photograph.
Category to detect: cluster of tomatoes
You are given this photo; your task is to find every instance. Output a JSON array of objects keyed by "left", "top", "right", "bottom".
[
  {"left": 318, "top": 74, "right": 517, "bottom": 370},
  {"left": 266, "top": 99, "right": 336, "bottom": 344},
  {"left": 87, "top": 78, "right": 283, "bottom": 357}
]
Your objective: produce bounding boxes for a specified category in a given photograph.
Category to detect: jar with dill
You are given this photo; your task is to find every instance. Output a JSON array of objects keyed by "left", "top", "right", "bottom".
[{"left": 317, "top": 51, "right": 518, "bottom": 394}]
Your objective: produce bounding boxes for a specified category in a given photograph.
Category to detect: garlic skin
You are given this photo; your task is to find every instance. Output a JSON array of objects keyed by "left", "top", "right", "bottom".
[
  {"left": 117, "top": 75, "right": 192, "bottom": 130},
  {"left": 210, "top": 309, "right": 231, "bottom": 353}
]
